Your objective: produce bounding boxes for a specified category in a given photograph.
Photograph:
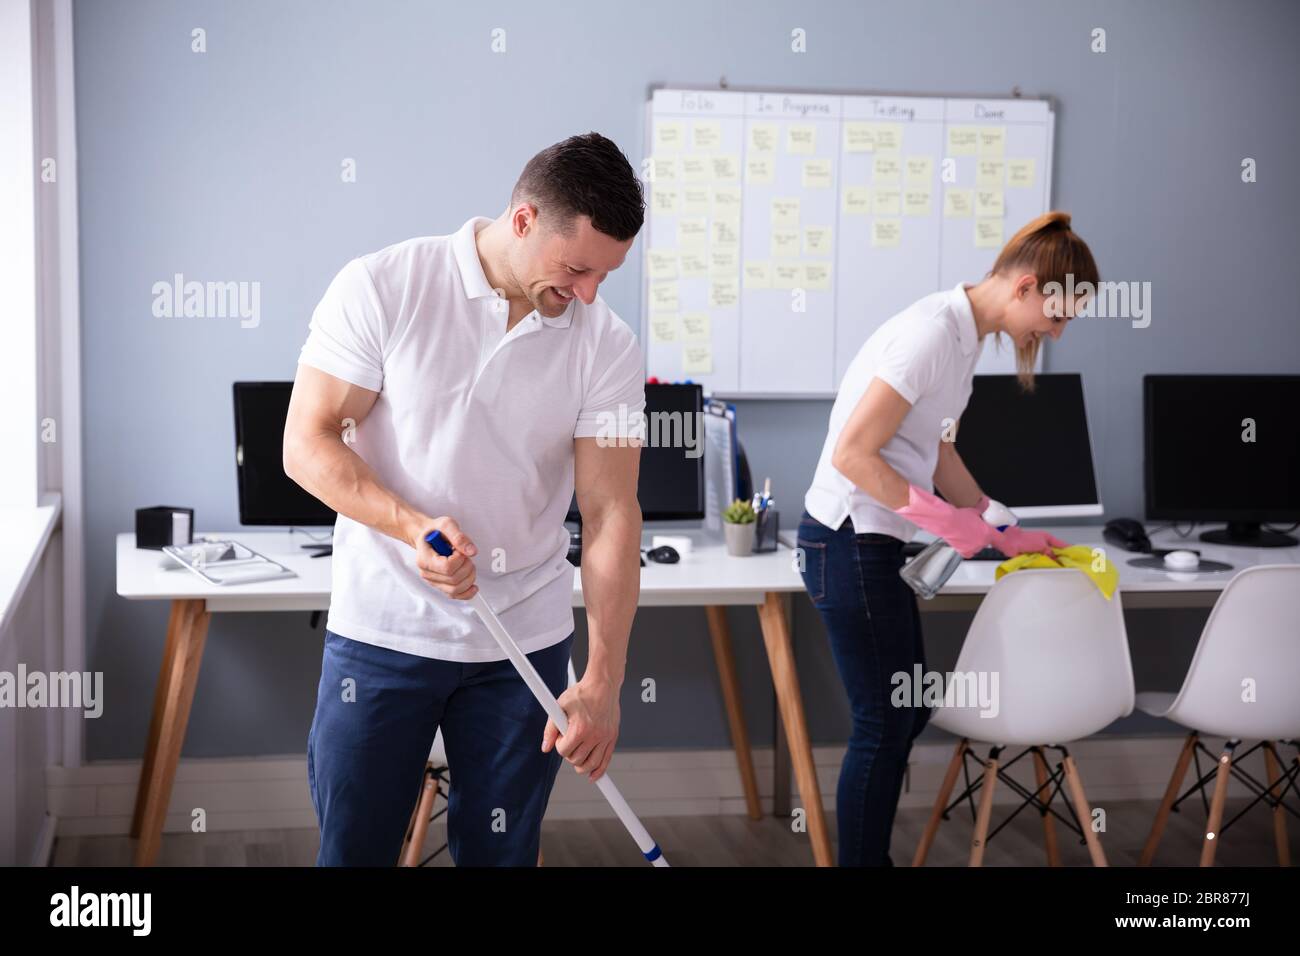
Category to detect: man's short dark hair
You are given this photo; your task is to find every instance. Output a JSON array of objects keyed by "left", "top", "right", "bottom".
[{"left": 511, "top": 132, "right": 645, "bottom": 242}]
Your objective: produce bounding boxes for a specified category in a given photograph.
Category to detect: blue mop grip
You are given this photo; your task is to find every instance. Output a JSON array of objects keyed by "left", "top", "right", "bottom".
[{"left": 425, "top": 529, "right": 454, "bottom": 557}]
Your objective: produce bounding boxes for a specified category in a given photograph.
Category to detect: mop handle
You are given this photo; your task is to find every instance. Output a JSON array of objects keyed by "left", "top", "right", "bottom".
[{"left": 424, "top": 531, "right": 667, "bottom": 866}]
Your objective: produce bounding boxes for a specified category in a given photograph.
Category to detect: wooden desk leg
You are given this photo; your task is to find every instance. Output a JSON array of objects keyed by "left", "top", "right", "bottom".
[
  {"left": 131, "top": 600, "right": 184, "bottom": 838},
  {"left": 756, "top": 592, "right": 833, "bottom": 867},
  {"left": 704, "top": 606, "right": 762, "bottom": 821},
  {"left": 133, "top": 598, "right": 211, "bottom": 866}
]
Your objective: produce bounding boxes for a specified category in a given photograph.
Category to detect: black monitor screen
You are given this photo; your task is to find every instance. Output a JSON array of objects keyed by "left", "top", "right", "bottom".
[
  {"left": 1145, "top": 375, "right": 1300, "bottom": 522},
  {"left": 954, "top": 373, "right": 1101, "bottom": 518},
  {"left": 234, "top": 382, "right": 336, "bottom": 526}
]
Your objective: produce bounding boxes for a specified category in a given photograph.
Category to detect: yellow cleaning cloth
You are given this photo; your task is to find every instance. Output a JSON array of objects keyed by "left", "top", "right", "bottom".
[{"left": 994, "top": 545, "right": 1118, "bottom": 600}]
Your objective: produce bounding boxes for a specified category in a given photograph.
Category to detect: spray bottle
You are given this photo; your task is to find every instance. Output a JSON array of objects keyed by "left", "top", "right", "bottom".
[{"left": 899, "top": 499, "right": 1018, "bottom": 600}]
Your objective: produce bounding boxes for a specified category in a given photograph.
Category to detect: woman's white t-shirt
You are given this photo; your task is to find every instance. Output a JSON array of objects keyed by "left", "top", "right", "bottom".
[{"left": 805, "top": 283, "right": 986, "bottom": 541}]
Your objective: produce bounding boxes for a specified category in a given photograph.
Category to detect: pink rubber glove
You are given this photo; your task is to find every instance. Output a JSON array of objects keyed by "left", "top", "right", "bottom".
[
  {"left": 992, "top": 526, "right": 1070, "bottom": 557},
  {"left": 894, "top": 485, "right": 997, "bottom": 559}
]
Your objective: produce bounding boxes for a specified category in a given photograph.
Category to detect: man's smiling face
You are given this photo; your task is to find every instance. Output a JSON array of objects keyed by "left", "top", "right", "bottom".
[{"left": 510, "top": 206, "right": 633, "bottom": 318}]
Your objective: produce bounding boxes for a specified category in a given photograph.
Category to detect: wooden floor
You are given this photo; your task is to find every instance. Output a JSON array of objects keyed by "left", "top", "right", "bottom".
[{"left": 53, "top": 797, "right": 1296, "bottom": 866}]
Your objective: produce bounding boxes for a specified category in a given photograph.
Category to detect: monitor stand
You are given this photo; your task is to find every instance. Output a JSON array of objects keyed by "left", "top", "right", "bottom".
[{"left": 1199, "top": 522, "right": 1298, "bottom": 548}]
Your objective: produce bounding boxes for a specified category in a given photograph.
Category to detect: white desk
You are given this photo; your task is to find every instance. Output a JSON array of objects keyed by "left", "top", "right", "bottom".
[{"left": 116, "top": 530, "right": 824, "bottom": 865}]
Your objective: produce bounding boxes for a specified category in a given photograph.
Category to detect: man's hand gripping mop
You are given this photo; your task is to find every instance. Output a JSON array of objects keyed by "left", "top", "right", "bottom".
[{"left": 425, "top": 530, "right": 668, "bottom": 867}]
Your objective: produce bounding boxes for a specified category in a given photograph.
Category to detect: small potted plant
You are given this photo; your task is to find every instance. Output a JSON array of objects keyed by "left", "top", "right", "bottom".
[{"left": 723, "top": 498, "right": 757, "bottom": 556}]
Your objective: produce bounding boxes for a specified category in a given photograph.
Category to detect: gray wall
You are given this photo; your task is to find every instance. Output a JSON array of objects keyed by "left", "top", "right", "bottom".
[{"left": 74, "top": 0, "right": 1300, "bottom": 761}]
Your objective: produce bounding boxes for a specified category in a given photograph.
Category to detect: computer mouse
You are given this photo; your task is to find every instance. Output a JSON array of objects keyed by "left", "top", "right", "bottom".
[
  {"left": 645, "top": 545, "right": 680, "bottom": 564},
  {"left": 1162, "top": 550, "right": 1199, "bottom": 571}
]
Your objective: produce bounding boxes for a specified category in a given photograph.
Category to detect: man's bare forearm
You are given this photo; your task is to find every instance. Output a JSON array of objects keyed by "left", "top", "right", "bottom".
[{"left": 578, "top": 499, "right": 640, "bottom": 687}]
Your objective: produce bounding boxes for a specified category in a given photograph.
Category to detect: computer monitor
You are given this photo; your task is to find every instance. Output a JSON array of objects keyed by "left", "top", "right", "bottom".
[
  {"left": 1144, "top": 374, "right": 1300, "bottom": 547},
  {"left": 953, "top": 373, "right": 1102, "bottom": 519},
  {"left": 233, "top": 382, "right": 336, "bottom": 527},
  {"left": 567, "top": 383, "right": 706, "bottom": 523}
]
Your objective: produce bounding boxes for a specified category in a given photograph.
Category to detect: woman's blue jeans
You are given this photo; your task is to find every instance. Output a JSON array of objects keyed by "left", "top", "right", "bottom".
[{"left": 796, "top": 510, "right": 931, "bottom": 866}]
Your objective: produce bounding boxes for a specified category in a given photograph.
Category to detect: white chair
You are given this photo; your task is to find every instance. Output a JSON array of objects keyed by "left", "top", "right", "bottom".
[
  {"left": 1137, "top": 564, "right": 1300, "bottom": 867},
  {"left": 913, "top": 568, "right": 1134, "bottom": 867}
]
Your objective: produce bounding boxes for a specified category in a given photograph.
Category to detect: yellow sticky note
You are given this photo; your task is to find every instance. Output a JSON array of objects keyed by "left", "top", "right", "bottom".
[
  {"left": 843, "top": 122, "right": 875, "bottom": 153},
  {"left": 678, "top": 250, "right": 709, "bottom": 279},
  {"left": 869, "top": 123, "right": 903, "bottom": 153},
  {"left": 803, "top": 158, "right": 833, "bottom": 189},
  {"left": 1007, "top": 158, "right": 1036, "bottom": 188},
  {"left": 803, "top": 261, "right": 833, "bottom": 291},
  {"left": 648, "top": 250, "right": 678, "bottom": 280},
  {"left": 711, "top": 219, "right": 741, "bottom": 248},
  {"left": 773, "top": 261, "right": 803, "bottom": 289},
  {"left": 650, "top": 280, "right": 679, "bottom": 313},
  {"left": 711, "top": 154, "right": 740, "bottom": 182},
  {"left": 710, "top": 278, "right": 739, "bottom": 309},
  {"left": 771, "top": 228, "right": 801, "bottom": 257},
  {"left": 749, "top": 123, "right": 778, "bottom": 152},
  {"left": 692, "top": 121, "right": 722, "bottom": 152},
  {"left": 650, "top": 156, "right": 678, "bottom": 182},
  {"left": 712, "top": 185, "right": 743, "bottom": 216},
  {"left": 650, "top": 314, "right": 678, "bottom": 343},
  {"left": 654, "top": 122, "right": 684, "bottom": 152},
  {"left": 873, "top": 154, "right": 902, "bottom": 184},
  {"left": 974, "top": 218, "right": 1004, "bottom": 248},
  {"left": 746, "top": 156, "right": 774, "bottom": 185},
  {"left": 683, "top": 344, "right": 713, "bottom": 374},
  {"left": 677, "top": 216, "right": 708, "bottom": 246},
  {"left": 904, "top": 189, "right": 932, "bottom": 217},
  {"left": 872, "top": 219, "right": 902, "bottom": 247},
  {"left": 681, "top": 186, "right": 710, "bottom": 215},
  {"left": 975, "top": 189, "right": 1005, "bottom": 218},
  {"left": 803, "top": 225, "right": 834, "bottom": 256},
  {"left": 978, "top": 126, "right": 1006, "bottom": 157},
  {"left": 680, "top": 311, "right": 711, "bottom": 342},
  {"left": 771, "top": 197, "right": 801, "bottom": 228},
  {"left": 977, "top": 160, "right": 1005, "bottom": 189},
  {"left": 710, "top": 248, "right": 739, "bottom": 276},
  {"left": 905, "top": 156, "right": 933, "bottom": 185},
  {"left": 681, "top": 156, "right": 709, "bottom": 182},
  {"left": 651, "top": 187, "right": 679, "bottom": 215},
  {"left": 786, "top": 125, "right": 816, "bottom": 154},
  {"left": 944, "top": 188, "right": 974, "bottom": 217},
  {"left": 947, "top": 126, "right": 978, "bottom": 156},
  {"left": 842, "top": 186, "right": 871, "bottom": 215},
  {"left": 872, "top": 189, "right": 902, "bottom": 216},
  {"left": 743, "top": 261, "right": 772, "bottom": 288}
]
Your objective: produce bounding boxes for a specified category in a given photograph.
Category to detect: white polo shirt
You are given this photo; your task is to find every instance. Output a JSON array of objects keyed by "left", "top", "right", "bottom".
[
  {"left": 298, "top": 217, "right": 645, "bottom": 662},
  {"left": 805, "top": 283, "right": 985, "bottom": 541}
]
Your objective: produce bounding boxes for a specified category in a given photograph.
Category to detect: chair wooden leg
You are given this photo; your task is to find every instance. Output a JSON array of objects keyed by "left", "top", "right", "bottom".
[
  {"left": 538, "top": 847, "right": 544, "bottom": 867},
  {"left": 400, "top": 765, "right": 439, "bottom": 867},
  {"left": 913, "top": 738, "right": 967, "bottom": 867},
  {"left": 1200, "top": 744, "right": 1236, "bottom": 867},
  {"left": 1264, "top": 743, "right": 1291, "bottom": 868},
  {"left": 704, "top": 605, "right": 763, "bottom": 821},
  {"left": 969, "top": 750, "right": 999, "bottom": 867},
  {"left": 1033, "top": 748, "right": 1061, "bottom": 867},
  {"left": 1061, "top": 754, "right": 1107, "bottom": 867},
  {"left": 1140, "top": 732, "right": 1197, "bottom": 866}
]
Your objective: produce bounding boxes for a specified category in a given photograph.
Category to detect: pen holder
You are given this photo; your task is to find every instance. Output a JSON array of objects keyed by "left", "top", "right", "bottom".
[{"left": 754, "top": 508, "right": 780, "bottom": 553}]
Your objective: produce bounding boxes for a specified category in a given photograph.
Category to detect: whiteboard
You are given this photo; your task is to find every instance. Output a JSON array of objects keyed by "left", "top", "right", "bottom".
[{"left": 642, "top": 88, "right": 1055, "bottom": 397}]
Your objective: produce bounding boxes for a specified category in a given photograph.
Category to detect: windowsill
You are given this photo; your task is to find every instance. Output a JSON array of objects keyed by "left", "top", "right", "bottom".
[{"left": 0, "top": 491, "right": 62, "bottom": 632}]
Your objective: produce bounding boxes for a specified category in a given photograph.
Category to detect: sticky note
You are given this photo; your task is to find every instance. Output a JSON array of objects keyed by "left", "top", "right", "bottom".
[
  {"left": 872, "top": 189, "right": 901, "bottom": 216},
  {"left": 746, "top": 156, "right": 774, "bottom": 184},
  {"left": 873, "top": 154, "right": 902, "bottom": 184},
  {"left": 803, "top": 158, "right": 833, "bottom": 189},
  {"left": 773, "top": 261, "right": 803, "bottom": 289},
  {"left": 872, "top": 219, "right": 902, "bottom": 247},
  {"left": 743, "top": 261, "right": 772, "bottom": 288},
  {"left": 677, "top": 216, "right": 708, "bottom": 246},
  {"left": 803, "top": 262, "right": 833, "bottom": 291},
  {"left": 803, "top": 225, "right": 834, "bottom": 256},
  {"left": 944, "top": 188, "right": 974, "bottom": 217},
  {"left": 712, "top": 185, "right": 743, "bottom": 216},
  {"left": 709, "top": 248, "right": 739, "bottom": 276},
  {"left": 683, "top": 345, "right": 713, "bottom": 374},
  {"left": 974, "top": 218, "right": 1004, "bottom": 248},
  {"left": 681, "top": 186, "right": 710, "bottom": 215},
  {"left": 710, "top": 278, "right": 739, "bottom": 309},
  {"left": 904, "top": 189, "right": 932, "bottom": 217},
  {"left": 843, "top": 122, "right": 876, "bottom": 153},
  {"left": 905, "top": 156, "right": 933, "bottom": 185},
  {"left": 681, "top": 156, "right": 709, "bottom": 182},
  {"left": 654, "top": 122, "right": 684, "bottom": 152},
  {"left": 749, "top": 123, "right": 778, "bottom": 152},
  {"left": 786, "top": 125, "right": 816, "bottom": 154},
  {"left": 648, "top": 250, "right": 678, "bottom": 280},
  {"left": 842, "top": 186, "right": 871, "bottom": 215},
  {"left": 978, "top": 126, "right": 1006, "bottom": 157},
  {"left": 771, "top": 197, "right": 801, "bottom": 228},
  {"left": 869, "top": 123, "right": 903, "bottom": 153},
  {"left": 1007, "top": 158, "right": 1036, "bottom": 188},
  {"left": 947, "top": 126, "right": 978, "bottom": 156},
  {"left": 977, "top": 160, "right": 1005, "bottom": 189},
  {"left": 650, "top": 280, "right": 679, "bottom": 313},
  {"left": 650, "top": 314, "right": 677, "bottom": 343},
  {"left": 680, "top": 311, "right": 711, "bottom": 342},
  {"left": 651, "top": 187, "right": 679, "bottom": 215},
  {"left": 711, "top": 219, "right": 740, "bottom": 248},
  {"left": 975, "top": 189, "right": 1005, "bottom": 218},
  {"left": 678, "top": 250, "right": 709, "bottom": 279},
  {"left": 693, "top": 121, "right": 722, "bottom": 151},
  {"left": 711, "top": 154, "right": 740, "bottom": 181},
  {"left": 650, "top": 156, "right": 678, "bottom": 182},
  {"left": 771, "top": 228, "right": 801, "bottom": 257}
]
